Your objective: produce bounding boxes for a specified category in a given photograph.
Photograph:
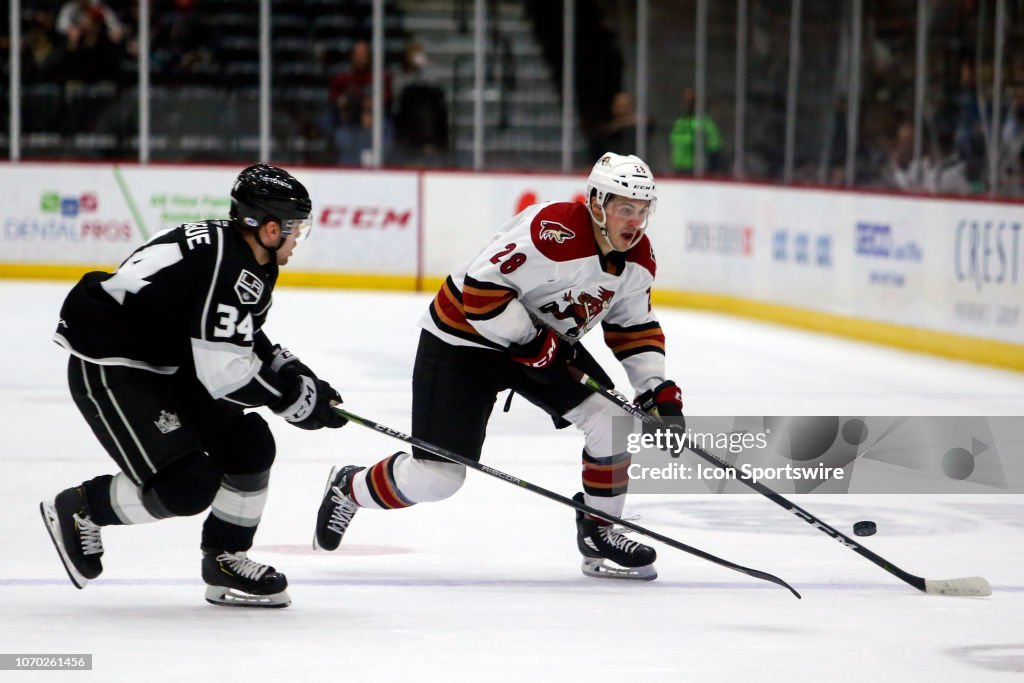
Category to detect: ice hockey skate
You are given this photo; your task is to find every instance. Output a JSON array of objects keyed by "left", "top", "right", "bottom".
[
  {"left": 202, "top": 549, "right": 290, "bottom": 608},
  {"left": 39, "top": 486, "right": 105, "bottom": 589},
  {"left": 574, "top": 493, "right": 657, "bottom": 581},
  {"left": 313, "top": 465, "right": 364, "bottom": 550}
]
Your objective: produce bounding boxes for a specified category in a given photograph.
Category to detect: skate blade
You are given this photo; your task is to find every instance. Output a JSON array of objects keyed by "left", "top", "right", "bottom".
[
  {"left": 204, "top": 585, "right": 291, "bottom": 608},
  {"left": 312, "top": 466, "right": 340, "bottom": 550},
  {"left": 581, "top": 557, "right": 657, "bottom": 581},
  {"left": 39, "top": 501, "right": 89, "bottom": 590}
]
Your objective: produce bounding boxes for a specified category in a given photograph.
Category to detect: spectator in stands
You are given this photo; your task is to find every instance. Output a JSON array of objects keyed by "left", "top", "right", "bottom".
[
  {"left": 590, "top": 91, "right": 650, "bottom": 160},
  {"left": 882, "top": 121, "right": 927, "bottom": 191},
  {"left": 954, "top": 59, "right": 988, "bottom": 187},
  {"left": 392, "top": 40, "right": 428, "bottom": 97},
  {"left": 927, "top": 110, "right": 971, "bottom": 195},
  {"left": 669, "top": 87, "right": 722, "bottom": 175},
  {"left": 1000, "top": 87, "right": 1024, "bottom": 194},
  {"left": 328, "top": 40, "right": 392, "bottom": 165},
  {"left": 881, "top": 117, "right": 970, "bottom": 196},
  {"left": 63, "top": 4, "right": 124, "bottom": 85},
  {"left": 57, "top": 0, "right": 124, "bottom": 46},
  {"left": 391, "top": 40, "right": 449, "bottom": 167},
  {"left": 152, "top": 0, "right": 215, "bottom": 84},
  {"left": 335, "top": 94, "right": 389, "bottom": 167},
  {"left": 22, "top": 10, "right": 66, "bottom": 83}
]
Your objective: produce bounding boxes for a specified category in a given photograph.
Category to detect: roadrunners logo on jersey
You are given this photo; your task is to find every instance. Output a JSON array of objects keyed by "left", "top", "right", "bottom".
[
  {"left": 538, "top": 220, "right": 576, "bottom": 244},
  {"left": 234, "top": 270, "right": 263, "bottom": 304},
  {"left": 539, "top": 287, "right": 616, "bottom": 337},
  {"left": 154, "top": 410, "right": 181, "bottom": 434}
]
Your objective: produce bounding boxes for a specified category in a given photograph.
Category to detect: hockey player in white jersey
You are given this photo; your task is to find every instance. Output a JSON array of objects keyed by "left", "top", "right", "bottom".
[
  {"left": 40, "top": 164, "right": 348, "bottom": 607},
  {"left": 315, "top": 152, "right": 684, "bottom": 580}
]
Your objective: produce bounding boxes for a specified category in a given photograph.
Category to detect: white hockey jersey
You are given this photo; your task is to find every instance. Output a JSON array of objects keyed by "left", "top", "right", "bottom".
[{"left": 421, "top": 200, "right": 666, "bottom": 394}]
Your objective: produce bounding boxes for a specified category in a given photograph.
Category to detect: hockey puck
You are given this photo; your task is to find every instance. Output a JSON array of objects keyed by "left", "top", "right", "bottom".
[{"left": 853, "top": 521, "right": 877, "bottom": 537}]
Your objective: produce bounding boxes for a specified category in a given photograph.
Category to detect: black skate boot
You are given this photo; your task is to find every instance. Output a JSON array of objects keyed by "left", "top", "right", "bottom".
[
  {"left": 39, "top": 486, "right": 105, "bottom": 589},
  {"left": 574, "top": 492, "right": 657, "bottom": 581},
  {"left": 313, "top": 465, "right": 364, "bottom": 551},
  {"left": 202, "top": 549, "right": 290, "bottom": 608}
]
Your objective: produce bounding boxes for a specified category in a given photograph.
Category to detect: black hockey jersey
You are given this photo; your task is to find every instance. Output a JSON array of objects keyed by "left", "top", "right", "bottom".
[{"left": 54, "top": 220, "right": 291, "bottom": 408}]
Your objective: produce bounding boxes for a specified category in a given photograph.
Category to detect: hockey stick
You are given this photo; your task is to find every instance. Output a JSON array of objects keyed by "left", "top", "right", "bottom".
[
  {"left": 568, "top": 367, "right": 992, "bottom": 597},
  {"left": 332, "top": 406, "right": 801, "bottom": 598}
]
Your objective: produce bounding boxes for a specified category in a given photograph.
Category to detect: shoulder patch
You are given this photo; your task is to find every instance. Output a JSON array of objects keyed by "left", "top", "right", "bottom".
[
  {"left": 625, "top": 234, "right": 657, "bottom": 278},
  {"left": 235, "top": 269, "right": 264, "bottom": 304},
  {"left": 537, "top": 220, "right": 576, "bottom": 244},
  {"left": 529, "top": 202, "right": 597, "bottom": 262}
]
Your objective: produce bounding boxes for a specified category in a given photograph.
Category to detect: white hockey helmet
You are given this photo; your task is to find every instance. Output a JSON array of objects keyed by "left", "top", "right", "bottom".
[
  {"left": 585, "top": 152, "right": 657, "bottom": 248},
  {"left": 586, "top": 152, "right": 657, "bottom": 214}
]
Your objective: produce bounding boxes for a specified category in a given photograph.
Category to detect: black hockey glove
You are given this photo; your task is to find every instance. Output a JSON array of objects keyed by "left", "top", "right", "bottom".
[
  {"left": 635, "top": 380, "right": 685, "bottom": 426},
  {"left": 271, "top": 376, "right": 348, "bottom": 430},
  {"left": 508, "top": 328, "right": 576, "bottom": 384},
  {"left": 269, "top": 344, "right": 317, "bottom": 381}
]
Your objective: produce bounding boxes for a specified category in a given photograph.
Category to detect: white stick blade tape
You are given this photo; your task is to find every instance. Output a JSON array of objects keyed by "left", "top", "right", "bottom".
[{"left": 924, "top": 577, "right": 992, "bottom": 597}]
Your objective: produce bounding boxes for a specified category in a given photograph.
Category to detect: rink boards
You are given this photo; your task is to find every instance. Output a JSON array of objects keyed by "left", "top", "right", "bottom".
[{"left": 0, "top": 162, "right": 1020, "bottom": 368}]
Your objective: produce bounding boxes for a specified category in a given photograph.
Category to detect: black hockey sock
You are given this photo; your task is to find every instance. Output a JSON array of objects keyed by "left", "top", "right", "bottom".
[
  {"left": 200, "top": 471, "right": 270, "bottom": 551},
  {"left": 81, "top": 475, "right": 124, "bottom": 526},
  {"left": 202, "top": 516, "right": 256, "bottom": 552}
]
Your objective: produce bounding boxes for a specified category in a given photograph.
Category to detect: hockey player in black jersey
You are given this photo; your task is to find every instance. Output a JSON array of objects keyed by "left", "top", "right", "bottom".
[
  {"left": 315, "top": 153, "right": 684, "bottom": 581},
  {"left": 40, "top": 163, "right": 347, "bottom": 608}
]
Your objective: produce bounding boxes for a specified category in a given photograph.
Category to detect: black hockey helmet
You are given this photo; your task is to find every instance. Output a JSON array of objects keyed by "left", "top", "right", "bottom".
[{"left": 230, "top": 164, "right": 313, "bottom": 242}]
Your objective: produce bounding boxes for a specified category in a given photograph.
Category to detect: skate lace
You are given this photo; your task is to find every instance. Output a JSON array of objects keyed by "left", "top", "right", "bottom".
[
  {"left": 74, "top": 513, "right": 104, "bottom": 556},
  {"left": 219, "top": 552, "right": 268, "bottom": 580},
  {"left": 327, "top": 487, "right": 358, "bottom": 534},
  {"left": 599, "top": 526, "right": 640, "bottom": 553}
]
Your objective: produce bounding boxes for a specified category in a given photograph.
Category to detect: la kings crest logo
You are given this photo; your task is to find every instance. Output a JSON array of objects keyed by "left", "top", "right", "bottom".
[
  {"left": 154, "top": 410, "right": 181, "bottom": 434},
  {"left": 539, "top": 287, "right": 616, "bottom": 337},
  {"left": 235, "top": 270, "right": 264, "bottom": 304},
  {"left": 538, "top": 221, "right": 576, "bottom": 244}
]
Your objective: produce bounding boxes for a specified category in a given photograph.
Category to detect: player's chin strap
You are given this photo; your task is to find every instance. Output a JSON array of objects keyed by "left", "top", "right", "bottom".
[
  {"left": 253, "top": 218, "right": 288, "bottom": 264},
  {"left": 587, "top": 203, "right": 615, "bottom": 253},
  {"left": 587, "top": 203, "right": 647, "bottom": 253}
]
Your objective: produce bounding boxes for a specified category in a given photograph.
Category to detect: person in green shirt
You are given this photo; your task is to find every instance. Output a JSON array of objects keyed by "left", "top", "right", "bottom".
[{"left": 670, "top": 87, "right": 723, "bottom": 174}]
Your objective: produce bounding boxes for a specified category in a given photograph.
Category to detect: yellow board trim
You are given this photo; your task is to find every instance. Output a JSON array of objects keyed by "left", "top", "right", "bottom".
[
  {"left": 277, "top": 271, "right": 419, "bottom": 291},
  {"left": 419, "top": 276, "right": 446, "bottom": 292},
  {"left": 0, "top": 263, "right": 119, "bottom": 280},
  {"left": 0, "top": 264, "right": 420, "bottom": 292},
  {"left": 3, "top": 263, "right": 1020, "bottom": 372},
  {"left": 653, "top": 290, "right": 1024, "bottom": 372}
]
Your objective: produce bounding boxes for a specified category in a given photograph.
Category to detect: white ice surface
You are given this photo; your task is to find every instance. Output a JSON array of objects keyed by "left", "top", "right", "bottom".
[{"left": 2, "top": 281, "right": 1023, "bottom": 682}]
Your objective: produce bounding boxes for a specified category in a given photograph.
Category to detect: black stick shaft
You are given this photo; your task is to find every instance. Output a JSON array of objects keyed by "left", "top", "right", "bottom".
[
  {"left": 567, "top": 368, "right": 930, "bottom": 592},
  {"left": 334, "top": 406, "right": 800, "bottom": 598}
]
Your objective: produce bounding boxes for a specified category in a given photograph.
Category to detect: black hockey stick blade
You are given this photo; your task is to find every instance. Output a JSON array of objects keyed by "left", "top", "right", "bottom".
[
  {"left": 567, "top": 367, "right": 992, "bottom": 598},
  {"left": 334, "top": 406, "right": 801, "bottom": 598}
]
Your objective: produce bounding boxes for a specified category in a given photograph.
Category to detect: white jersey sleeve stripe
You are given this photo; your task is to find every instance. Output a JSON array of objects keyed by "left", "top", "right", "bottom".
[
  {"left": 191, "top": 337, "right": 263, "bottom": 400},
  {"left": 199, "top": 225, "right": 224, "bottom": 341}
]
